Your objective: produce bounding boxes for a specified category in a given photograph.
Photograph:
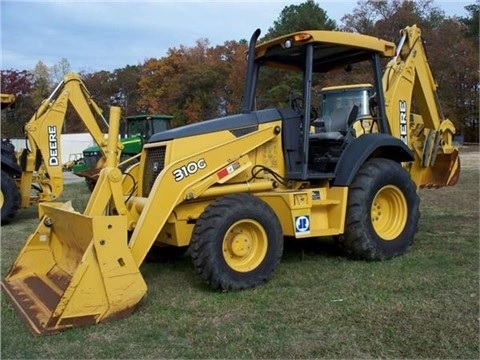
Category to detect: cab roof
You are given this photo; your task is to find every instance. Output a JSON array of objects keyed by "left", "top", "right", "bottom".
[
  {"left": 254, "top": 30, "right": 396, "bottom": 73},
  {"left": 127, "top": 114, "right": 173, "bottom": 121}
]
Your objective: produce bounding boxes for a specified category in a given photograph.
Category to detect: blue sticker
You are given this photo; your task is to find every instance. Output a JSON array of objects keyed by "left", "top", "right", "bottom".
[{"left": 295, "top": 215, "right": 310, "bottom": 234}]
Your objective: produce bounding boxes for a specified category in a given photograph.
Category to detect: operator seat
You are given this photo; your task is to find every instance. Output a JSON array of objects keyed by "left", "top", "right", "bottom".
[{"left": 310, "top": 105, "right": 359, "bottom": 141}]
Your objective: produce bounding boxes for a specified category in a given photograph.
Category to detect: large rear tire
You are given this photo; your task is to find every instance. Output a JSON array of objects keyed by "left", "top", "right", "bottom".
[
  {"left": 190, "top": 193, "right": 283, "bottom": 291},
  {"left": 1, "top": 171, "right": 20, "bottom": 224},
  {"left": 338, "top": 158, "right": 420, "bottom": 260}
]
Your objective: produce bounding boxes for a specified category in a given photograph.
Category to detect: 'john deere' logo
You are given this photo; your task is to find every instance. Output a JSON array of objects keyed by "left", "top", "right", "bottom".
[
  {"left": 48, "top": 126, "right": 59, "bottom": 166},
  {"left": 399, "top": 100, "right": 407, "bottom": 144}
]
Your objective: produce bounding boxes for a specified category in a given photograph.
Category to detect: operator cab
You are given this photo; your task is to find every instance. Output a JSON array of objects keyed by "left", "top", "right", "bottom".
[{"left": 246, "top": 29, "right": 395, "bottom": 180}]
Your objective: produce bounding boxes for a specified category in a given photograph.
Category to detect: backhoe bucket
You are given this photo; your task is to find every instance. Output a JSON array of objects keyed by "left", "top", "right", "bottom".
[
  {"left": 1, "top": 203, "right": 147, "bottom": 335},
  {"left": 415, "top": 149, "right": 460, "bottom": 188}
]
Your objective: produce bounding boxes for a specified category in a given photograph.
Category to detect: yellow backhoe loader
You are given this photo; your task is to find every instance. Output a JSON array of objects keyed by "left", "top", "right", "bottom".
[
  {"left": 0, "top": 73, "right": 121, "bottom": 223},
  {"left": 2, "top": 25, "right": 459, "bottom": 335}
]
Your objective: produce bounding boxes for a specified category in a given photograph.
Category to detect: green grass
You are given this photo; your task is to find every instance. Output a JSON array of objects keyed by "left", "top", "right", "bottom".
[{"left": 1, "top": 149, "right": 478, "bottom": 359}]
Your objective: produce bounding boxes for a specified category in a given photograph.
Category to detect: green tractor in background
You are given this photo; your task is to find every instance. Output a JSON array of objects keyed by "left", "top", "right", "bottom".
[{"left": 72, "top": 114, "right": 173, "bottom": 190}]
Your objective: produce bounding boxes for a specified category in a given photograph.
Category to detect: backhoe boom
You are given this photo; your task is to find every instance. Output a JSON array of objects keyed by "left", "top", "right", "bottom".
[
  {"left": 383, "top": 25, "right": 460, "bottom": 187},
  {"left": 1, "top": 73, "right": 121, "bottom": 222}
]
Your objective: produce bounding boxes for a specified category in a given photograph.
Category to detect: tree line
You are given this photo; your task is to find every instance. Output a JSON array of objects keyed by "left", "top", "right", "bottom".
[{"left": 1, "top": 0, "right": 478, "bottom": 142}]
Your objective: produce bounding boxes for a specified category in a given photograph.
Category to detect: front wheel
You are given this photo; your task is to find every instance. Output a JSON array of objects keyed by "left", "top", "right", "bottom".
[
  {"left": 338, "top": 158, "right": 420, "bottom": 260},
  {"left": 190, "top": 193, "right": 283, "bottom": 291}
]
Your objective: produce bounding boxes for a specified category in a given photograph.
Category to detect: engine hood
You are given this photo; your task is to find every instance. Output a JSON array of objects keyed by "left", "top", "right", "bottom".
[{"left": 147, "top": 108, "right": 283, "bottom": 143}]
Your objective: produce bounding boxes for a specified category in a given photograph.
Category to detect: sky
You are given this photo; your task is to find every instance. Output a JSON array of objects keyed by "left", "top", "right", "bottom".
[{"left": 0, "top": 0, "right": 472, "bottom": 73}]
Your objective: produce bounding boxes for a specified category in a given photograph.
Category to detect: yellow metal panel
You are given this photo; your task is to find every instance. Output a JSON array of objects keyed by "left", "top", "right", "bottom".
[
  {"left": 322, "top": 187, "right": 348, "bottom": 234},
  {"left": 157, "top": 222, "right": 194, "bottom": 247},
  {"left": 259, "top": 186, "right": 348, "bottom": 238}
]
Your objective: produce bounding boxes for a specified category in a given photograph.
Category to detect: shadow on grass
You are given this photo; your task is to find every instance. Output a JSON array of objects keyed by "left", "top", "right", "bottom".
[
  {"left": 282, "top": 236, "right": 343, "bottom": 261},
  {"left": 139, "top": 235, "right": 345, "bottom": 294}
]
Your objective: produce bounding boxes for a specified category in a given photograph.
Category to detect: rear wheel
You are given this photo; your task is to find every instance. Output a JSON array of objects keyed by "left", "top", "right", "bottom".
[
  {"left": 190, "top": 193, "right": 283, "bottom": 291},
  {"left": 1, "top": 171, "right": 20, "bottom": 224},
  {"left": 338, "top": 158, "right": 420, "bottom": 260}
]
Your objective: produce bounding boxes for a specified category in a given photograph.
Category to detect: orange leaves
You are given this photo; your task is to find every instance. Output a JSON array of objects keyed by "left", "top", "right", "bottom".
[{"left": 138, "top": 40, "right": 247, "bottom": 126}]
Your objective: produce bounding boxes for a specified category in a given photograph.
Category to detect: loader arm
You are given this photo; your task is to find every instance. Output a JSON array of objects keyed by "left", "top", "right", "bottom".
[
  {"left": 18, "top": 73, "right": 119, "bottom": 207},
  {"left": 382, "top": 25, "right": 460, "bottom": 187},
  {"left": 128, "top": 123, "right": 280, "bottom": 266}
]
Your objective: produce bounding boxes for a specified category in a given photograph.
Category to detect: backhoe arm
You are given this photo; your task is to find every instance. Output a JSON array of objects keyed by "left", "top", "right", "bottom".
[
  {"left": 382, "top": 25, "right": 460, "bottom": 187},
  {"left": 19, "top": 73, "right": 118, "bottom": 207}
]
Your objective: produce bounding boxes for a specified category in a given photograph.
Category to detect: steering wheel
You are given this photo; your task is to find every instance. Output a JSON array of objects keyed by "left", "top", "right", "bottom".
[{"left": 291, "top": 96, "right": 318, "bottom": 121}]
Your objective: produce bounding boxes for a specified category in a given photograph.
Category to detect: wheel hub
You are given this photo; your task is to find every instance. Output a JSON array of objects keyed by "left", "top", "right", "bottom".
[
  {"left": 371, "top": 185, "right": 408, "bottom": 241},
  {"left": 222, "top": 220, "right": 268, "bottom": 272},
  {"left": 229, "top": 234, "right": 252, "bottom": 257}
]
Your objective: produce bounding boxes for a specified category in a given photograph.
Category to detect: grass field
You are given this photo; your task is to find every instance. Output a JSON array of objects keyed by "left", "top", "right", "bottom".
[{"left": 1, "top": 147, "right": 478, "bottom": 359}]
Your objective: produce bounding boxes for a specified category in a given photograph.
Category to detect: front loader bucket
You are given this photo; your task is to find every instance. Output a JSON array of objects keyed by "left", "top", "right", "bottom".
[{"left": 1, "top": 203, "right": 147, "bottom": 335}]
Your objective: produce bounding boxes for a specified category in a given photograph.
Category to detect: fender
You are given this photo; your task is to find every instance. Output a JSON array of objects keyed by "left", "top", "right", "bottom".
[{"left": 333, "top": 133, "right": 414, "bottom": 186}]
